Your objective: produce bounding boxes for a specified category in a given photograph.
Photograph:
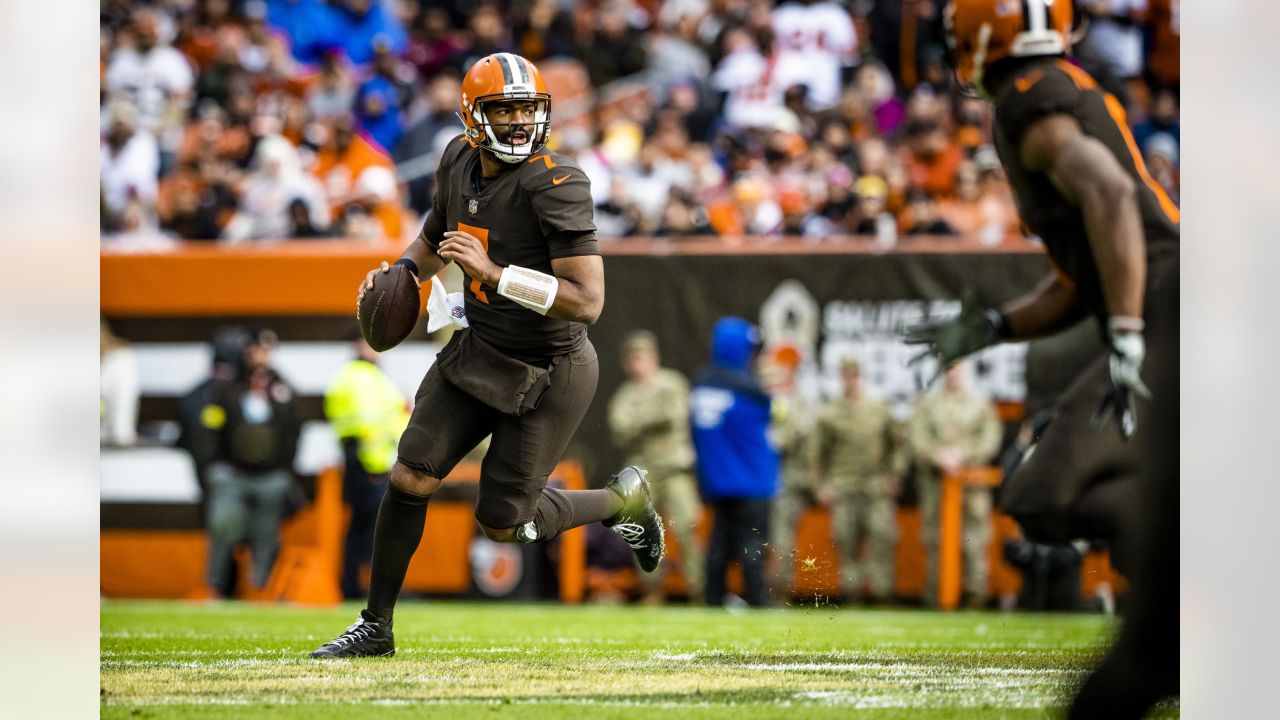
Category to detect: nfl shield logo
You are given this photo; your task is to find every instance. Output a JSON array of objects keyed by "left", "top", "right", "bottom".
[{"left": 468, "top": 198, "right": 479, "bottom": 215}]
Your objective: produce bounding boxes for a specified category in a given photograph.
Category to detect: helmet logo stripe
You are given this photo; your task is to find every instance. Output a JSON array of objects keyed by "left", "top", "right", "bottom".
[
  {"left": 500, "top": 53, "right": 524, "bottom": 86},
  {"left": 494, "top": 54, "right": 514, "bottom": 85},
  {"left": 510, "top": 53, "right": 530, "bottom": 84},
  {"left": 1025, "top": 0, "right": 1048, "bottom": 34}
]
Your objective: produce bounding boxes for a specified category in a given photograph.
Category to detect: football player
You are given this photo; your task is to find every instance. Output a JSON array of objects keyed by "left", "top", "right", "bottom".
[
  {"left": 311, "top": 53, "right": 664, "bottom": 658},
  {"left": 901, "top": 2, "right": 1178, "bottom": 716}
]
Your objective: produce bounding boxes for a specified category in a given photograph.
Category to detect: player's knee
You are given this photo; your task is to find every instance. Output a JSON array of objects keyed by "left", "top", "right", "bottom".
[
  {"left": 478, "top": 523, "right": 518, "bottom": 543},
  {"left": 389, "top": 462, "right": 442, "bottom": 497}
]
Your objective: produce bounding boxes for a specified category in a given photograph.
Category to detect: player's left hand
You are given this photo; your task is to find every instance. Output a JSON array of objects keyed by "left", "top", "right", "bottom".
[
  {"left": 902, "top": 292, "right": 1004, "bottom": 383},
  {"left": 1091, "top": 329, "right": 1152, "bottom": 440},
  {"left": 439, "top": 230, "right": 501, "bottom": 287}
]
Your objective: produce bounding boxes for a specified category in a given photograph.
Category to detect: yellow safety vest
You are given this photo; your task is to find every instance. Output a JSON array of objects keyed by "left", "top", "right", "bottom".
[{"left": 324, "top": 360, "right": 410, "bottom": 474}]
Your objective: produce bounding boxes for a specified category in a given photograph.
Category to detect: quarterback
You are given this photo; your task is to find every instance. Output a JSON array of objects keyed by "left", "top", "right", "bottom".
[{"left": 311, "top": 53, "right": 664, "bottom": 658}]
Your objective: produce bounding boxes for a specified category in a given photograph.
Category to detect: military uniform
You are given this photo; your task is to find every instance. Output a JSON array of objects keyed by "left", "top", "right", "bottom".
[
  {"left": 908, "top": 387, "right": 1001, "bottom": 605},
  {"left": 399, "top": 135, "right": 600, "bottom": 530},
  {"left": 812, "top": 395, "right": 905, "bottom": 601},
  {"left": 768, "top": 391, "right": 816, "bottom": 593},
  {"left": 607, "top": 366, "right": 702, "bottom": 598}
]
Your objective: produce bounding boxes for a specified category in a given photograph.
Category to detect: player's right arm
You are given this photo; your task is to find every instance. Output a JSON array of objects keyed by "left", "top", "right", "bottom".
[
  {"left": 356, "top": 218, "right": 449, "bottom": 304},
  {"left": 357, "top": 140, "right": 464, "bottom": 303}
]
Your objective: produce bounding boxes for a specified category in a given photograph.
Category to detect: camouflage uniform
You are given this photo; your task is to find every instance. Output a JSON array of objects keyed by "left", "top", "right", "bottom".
[
  {"left": 908, "top": 387, "right": 1002, "bottom": 605},
  {"left": 813, "top": 395, "right": 905, "bottom": 601},
  {"left": 768, "top": 392, "right": 817, "bottom": 592},
  {"left": 607, "top": 367, "right": 703, "bottom": 599}
]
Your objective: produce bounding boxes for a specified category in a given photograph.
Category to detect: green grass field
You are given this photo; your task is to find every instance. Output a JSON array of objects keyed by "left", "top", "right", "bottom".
[{"left": 101, "top": 600, "right": 1178, "bottom": 719}]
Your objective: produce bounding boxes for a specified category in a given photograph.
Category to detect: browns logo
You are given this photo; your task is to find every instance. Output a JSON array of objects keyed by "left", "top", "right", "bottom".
[{"left": 469, "top": 535, "right": 524, "bottom": 597}]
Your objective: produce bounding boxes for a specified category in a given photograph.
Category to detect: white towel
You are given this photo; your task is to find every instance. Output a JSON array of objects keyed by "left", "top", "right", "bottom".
[{"left": 425, "top": 275, "right": 469, "bottom": 332}]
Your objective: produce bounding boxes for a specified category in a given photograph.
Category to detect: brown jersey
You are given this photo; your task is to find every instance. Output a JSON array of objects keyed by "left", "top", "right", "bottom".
[
  {"left": 421, "top": 136, "right": 599, "bottom": 364},
  {"left": 993, "top": 60, "right": 1179, "bottom": 320}
]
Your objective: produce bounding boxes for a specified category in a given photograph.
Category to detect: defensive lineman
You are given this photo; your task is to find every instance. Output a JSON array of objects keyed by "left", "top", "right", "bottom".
[
  {"left": 903, "top": 2, "right": 1178, "bottom": 715},
  {"left": 311, "top": 53, "right": 664, "bottom": 658}
]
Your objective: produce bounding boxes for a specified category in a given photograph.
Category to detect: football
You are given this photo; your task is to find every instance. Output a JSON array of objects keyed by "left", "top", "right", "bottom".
[{"left": 358, "top": 265, "right": 420, "bottom": 352}]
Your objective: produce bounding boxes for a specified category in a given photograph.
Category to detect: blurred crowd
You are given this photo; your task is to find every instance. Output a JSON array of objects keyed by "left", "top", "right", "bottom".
[{"left": 100, "top": 0, "right": 1180, "bottom": 246}]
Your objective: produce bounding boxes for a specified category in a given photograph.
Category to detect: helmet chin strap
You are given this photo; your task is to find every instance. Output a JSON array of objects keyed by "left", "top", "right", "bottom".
[
  {"left": 972, "top": 23, "right": 994, "bottom": 100},
  {"left": 485, "top": 127, "right": 533, "bottom": 164}
]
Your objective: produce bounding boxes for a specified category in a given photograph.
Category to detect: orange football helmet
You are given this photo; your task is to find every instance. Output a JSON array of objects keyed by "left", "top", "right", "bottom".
[
  {"left": 459, "top": 53, "right": 552, "bottom": 163},
  {"left": 945, "top": 0, "right": 1074, "bottom": 96}
]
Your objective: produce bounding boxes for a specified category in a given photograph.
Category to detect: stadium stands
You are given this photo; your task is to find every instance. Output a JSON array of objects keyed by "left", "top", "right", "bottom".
[{"left": 100, "top": 1, "right": 1178, "bottom": 246}]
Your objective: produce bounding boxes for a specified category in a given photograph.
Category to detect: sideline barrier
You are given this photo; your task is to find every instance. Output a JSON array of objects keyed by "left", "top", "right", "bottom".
[
  {"left": 99, "top": 460, "right": 589, "bottom": 605},
  {"left": 101, "top": 236, "right": 1043, "bottom": 316},
  {"left": 103, "top": 238, "right": 1123, "bottom": 607},
  {"left": 609, "top": 489, "right": 1121, "bottom": 605}
]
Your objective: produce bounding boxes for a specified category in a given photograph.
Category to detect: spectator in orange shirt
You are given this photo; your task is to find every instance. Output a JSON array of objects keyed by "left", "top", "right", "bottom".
[
  {"left": 310, "top": 114, "right": 405, "bottom": 241},
  {"left": 779, "top": 185, "right": 833, "bottom": 239},
  {"left": 339, "top": 165, "right": 404, "bottom": 243},
  {"left": 707, "top": 175, "right": 782, "bottom": 237},
  {"left": 935, "top": 160, "right": 1014, "bottom": 245},
  {"left": 173, "top": 0, "right": 241, "bottom": 74},
  {"left": 902, "top": 119, "right": 962, "bottom": 199},
  {"left": 158, "top": 161, "right": 238, "bottom": 240}
]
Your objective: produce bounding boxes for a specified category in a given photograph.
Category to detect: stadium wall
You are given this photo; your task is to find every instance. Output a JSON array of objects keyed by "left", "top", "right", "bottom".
[{"left": 101, "top": 238, "right": 1118, "bottom": 603}]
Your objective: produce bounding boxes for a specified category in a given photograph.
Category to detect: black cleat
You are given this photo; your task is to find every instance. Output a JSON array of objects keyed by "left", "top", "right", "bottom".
[
  {"left": 309, "top": 609, "right": 395, "bottom": 658},
  {"left": 603, "top": 466, "right": 665, "bottom": 573}
]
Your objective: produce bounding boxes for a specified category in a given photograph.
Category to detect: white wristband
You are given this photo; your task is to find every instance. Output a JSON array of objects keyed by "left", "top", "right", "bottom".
[
  {"left": 1107, "top": 315, "right": 1145, "bottom": 334},
  {"left": 497, "top": 265, "right": 559, "bottom": 315}
]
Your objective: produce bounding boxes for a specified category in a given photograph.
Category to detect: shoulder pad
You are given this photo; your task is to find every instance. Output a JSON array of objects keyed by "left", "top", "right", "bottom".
[
  {"left": 995, "top": 61, "right": 1090, "bottom": 145},
  {"left": 439, "top": 134, "right": 475, "bottom": 171},
  {"left": 519, "top": 151, "right": 587, "bottom": 188}
]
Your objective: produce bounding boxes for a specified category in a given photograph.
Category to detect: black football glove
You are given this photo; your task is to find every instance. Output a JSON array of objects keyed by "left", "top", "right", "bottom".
[
  {"left": 1091, "top": 327, "right": 1152, "bottom": 440},
  {"left": 901, "top": 293, "right": 1007, "bottom": 383}
]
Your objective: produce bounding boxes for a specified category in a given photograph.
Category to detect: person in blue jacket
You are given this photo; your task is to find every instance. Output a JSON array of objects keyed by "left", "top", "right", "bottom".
[{"left": 690, "top": 317, "right": 779, "bottom": 608}]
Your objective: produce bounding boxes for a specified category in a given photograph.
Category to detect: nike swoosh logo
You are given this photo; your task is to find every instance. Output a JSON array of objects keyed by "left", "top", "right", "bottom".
[{"left": 552, "top": 174, "right": 571, "bottom": 186}]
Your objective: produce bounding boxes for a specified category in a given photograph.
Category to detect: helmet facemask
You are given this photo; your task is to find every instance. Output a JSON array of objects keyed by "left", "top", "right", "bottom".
[{"left": 466, "top": 96, "right": 552, "bottom": 164}]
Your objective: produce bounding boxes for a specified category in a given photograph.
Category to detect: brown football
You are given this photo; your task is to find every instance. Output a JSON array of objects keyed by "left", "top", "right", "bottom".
[{"left": 358, "top": 265, "right": 420, "bottom": 352}]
